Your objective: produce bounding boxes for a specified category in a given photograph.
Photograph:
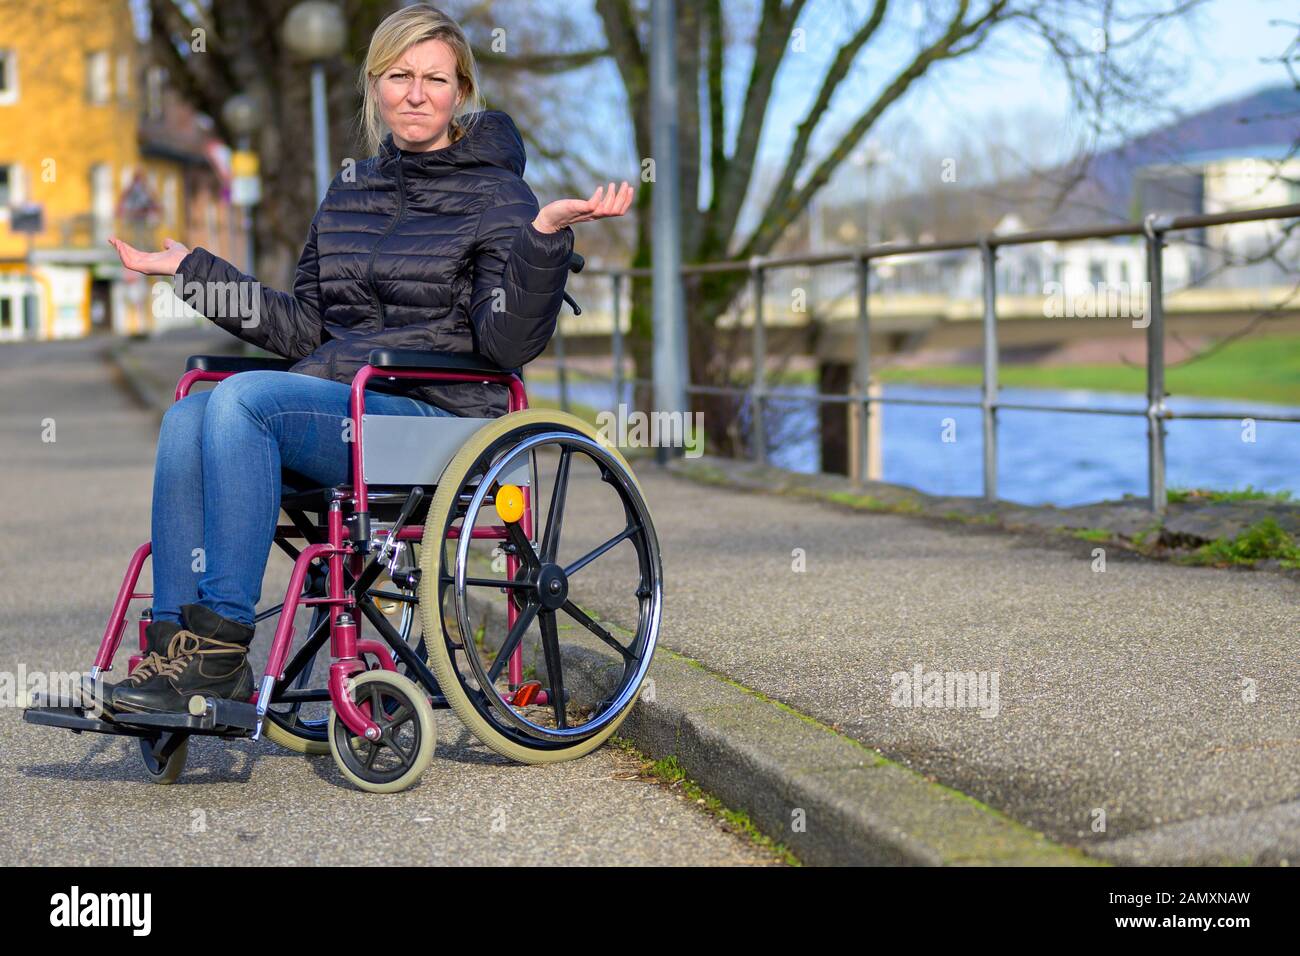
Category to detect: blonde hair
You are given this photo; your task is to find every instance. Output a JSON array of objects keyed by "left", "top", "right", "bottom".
[{"left": 357, "top": 3, "right": 485, "bottom": 155}]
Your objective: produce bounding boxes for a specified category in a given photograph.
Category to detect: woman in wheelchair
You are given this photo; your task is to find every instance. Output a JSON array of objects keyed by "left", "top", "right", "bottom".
[{"left": 102, "top": 3, "right": 633, "bottom": 718}]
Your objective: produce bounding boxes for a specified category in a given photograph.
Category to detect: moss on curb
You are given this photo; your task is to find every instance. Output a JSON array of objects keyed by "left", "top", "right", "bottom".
[
  {"left": 611, "top": 742, "right": 800, "bottom": 866},
  {"left": 1185, "top": 518, "right": 1300, "bottom": 568}
]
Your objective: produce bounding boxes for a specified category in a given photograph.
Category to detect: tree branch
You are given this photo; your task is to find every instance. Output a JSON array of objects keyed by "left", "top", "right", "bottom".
[
  {"left": 473, "top": 47, "right": 610, "bottom": 73},
  {"left": 747, "top": 0, "right": 1011, "bottom": 258},
  {"left": 594, "top": 0, "right": 652, "bottom": 163},
  {"left": 747, "top": 0, "right": 888, "bottom": 253},
  {"left": 711, "top": 0, "right": 810, "bottom": 253},
  {"left": 703, "top": 0, "right": 727, "bottom": 258}
]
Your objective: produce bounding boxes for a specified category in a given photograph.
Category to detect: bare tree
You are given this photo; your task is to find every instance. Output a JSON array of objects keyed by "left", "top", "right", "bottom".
[
  {"left": 577, "top": 0, "right": 1205, "bottom": 451},
  {"left": 148, "top": 0, "right": 1207, "bottom": 454}
]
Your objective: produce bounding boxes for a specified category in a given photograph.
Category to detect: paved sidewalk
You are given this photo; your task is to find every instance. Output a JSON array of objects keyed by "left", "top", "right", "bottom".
[
  {"left": 96, "top": 327, "right": 1300, "bottom": 863},
  {"left": 0, "top": 335, "right": 776, "bottom": 866}
]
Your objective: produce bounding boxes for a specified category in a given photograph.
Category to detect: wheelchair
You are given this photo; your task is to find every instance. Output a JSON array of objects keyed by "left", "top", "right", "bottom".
[{"left": 24, "top": 269, "right": 664, "bottom": 794}]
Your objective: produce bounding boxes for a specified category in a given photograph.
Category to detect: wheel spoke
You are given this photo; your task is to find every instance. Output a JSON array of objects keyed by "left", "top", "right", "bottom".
[
  {"left": 564, "top": 525, "right": 637, "bottom": 577},
  {"left": 461, "top": 576, "right": 536, "bottom": 590},
  {"left": 540, "top": 447, "right": 572, "bottom": 563},
  {"left": 538, "top": 610, "right": 567, "bottom": 728},
  {"left": 560, "top": 600, "right": 634, "bottom": 662},
  {"left": 487, "top": 601, "right": 539, "bottom": 685},
  {"left": 503, "top": 518, "right": 541, "bottom": 572},
  {"left": 385, "top": 712, "right": 415, "bottom": 767}
]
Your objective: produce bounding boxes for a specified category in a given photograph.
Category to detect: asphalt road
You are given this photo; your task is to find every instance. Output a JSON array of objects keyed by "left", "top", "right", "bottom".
[{"left": 0, "top": 337, "right": 774, "bottom": 866}]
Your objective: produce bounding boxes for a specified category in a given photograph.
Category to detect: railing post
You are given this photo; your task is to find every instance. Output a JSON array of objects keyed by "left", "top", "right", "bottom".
[
  {"left": 749, "top": 257, "right": 767, "bottom": 464},
  {"left": 979, "top": 238, "right": 999, "bottom": 501},
  {"left": 1144, "top": 214, "right": 1170, "bottom": 515},
  {"left": 611, "top": 272, "right": 624, "bottom": 410},
  {"left": 853, "top": 253, "right": 872, "bottom": 487}
]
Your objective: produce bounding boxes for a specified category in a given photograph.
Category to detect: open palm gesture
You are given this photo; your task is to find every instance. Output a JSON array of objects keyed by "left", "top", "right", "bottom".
[
  {"left": 107, "top": 236, "right": 191, "bottom": 277},
  {"left": 535, "top": 181, "right": 634, "bottom": 233}
]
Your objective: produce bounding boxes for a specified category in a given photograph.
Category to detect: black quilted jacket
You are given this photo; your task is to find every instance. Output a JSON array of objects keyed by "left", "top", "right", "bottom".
[{"left": 174, "top": 109, "right": 575, "bottom": 418}]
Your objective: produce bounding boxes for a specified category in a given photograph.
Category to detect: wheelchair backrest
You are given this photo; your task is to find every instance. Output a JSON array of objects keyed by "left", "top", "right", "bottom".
[{"left": 359, "top": 415, "right": 530, "bottom": 488}]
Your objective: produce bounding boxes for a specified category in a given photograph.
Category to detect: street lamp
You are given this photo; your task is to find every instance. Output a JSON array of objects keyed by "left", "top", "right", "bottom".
[
  {"left": 851, "top": 142, "right": 893, "bottom": 246},
  {"left": 283, "top": 1, "right": 347, "bottom": 205},
  {"left": 222, "top": 93, "right": 263, "bottom": 273}
]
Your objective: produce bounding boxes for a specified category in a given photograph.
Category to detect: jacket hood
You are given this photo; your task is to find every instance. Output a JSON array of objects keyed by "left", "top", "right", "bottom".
[{"left": 378, "top": 109, "right": 526, "bottom": 178}]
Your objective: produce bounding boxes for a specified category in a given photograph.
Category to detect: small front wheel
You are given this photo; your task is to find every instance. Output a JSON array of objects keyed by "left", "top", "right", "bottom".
[
  {"left": 328, "top": 670, "right": 436, "bottom": 793},
  {"left": 139, "top": 733, "right": 189, "bottom": 785}
]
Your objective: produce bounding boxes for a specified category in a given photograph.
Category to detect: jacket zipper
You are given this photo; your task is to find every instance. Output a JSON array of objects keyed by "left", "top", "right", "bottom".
[{"left": 367, "top": 158, "right": 406, "bottom": 332}]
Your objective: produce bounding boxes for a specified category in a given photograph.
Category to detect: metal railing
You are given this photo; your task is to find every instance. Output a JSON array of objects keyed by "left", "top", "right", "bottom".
[{"left": 551, "top": 202, "right": 1300, "bottom": 513}]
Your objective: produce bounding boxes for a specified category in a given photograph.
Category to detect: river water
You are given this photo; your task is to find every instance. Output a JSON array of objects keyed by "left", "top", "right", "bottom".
[{"left": 527, "top": 380, "right": 1299, "bottom": 507}]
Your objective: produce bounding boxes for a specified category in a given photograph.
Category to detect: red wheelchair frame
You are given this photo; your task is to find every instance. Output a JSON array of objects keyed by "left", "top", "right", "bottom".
[{"left": 88, "top": 356, "right": 544, "bottom": 745}]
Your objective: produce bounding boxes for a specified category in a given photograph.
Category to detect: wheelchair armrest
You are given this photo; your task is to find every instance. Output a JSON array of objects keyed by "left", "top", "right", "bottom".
[
  {"left": 367, "top": 349, "right": 514, "bottom": 377},
  {"left": 186, "top": 355, "right": 296, "bottom": 373}
]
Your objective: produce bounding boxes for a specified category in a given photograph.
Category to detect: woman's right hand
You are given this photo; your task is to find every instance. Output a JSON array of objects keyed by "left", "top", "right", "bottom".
[{"left": 107, "top": 236, "right": 191, "bottom": 276}]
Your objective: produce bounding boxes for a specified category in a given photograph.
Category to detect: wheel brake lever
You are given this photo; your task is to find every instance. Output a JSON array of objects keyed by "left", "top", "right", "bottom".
[{"left": 376, "top": 485, "right": 424, "bottom": 565}]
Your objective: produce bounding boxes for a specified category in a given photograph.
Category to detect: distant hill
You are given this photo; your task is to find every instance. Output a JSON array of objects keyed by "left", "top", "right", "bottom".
[{"left": 834, "top": 84, "right": 1300, "bottom": 241}]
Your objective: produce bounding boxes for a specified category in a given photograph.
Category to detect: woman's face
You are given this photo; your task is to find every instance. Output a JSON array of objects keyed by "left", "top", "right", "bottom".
[{"left": 376, "top": 38, "right": 464, "bottom": 151}]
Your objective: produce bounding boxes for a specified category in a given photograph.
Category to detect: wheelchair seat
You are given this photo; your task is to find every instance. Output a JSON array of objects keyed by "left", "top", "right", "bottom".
[{"left": 278, "top": 414, "right": 531, "bottom": 524}]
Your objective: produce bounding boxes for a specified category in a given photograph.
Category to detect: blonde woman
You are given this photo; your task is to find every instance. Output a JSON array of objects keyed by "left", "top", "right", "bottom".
[{"left": 103, "top": 2, "right": 632, "bottom": 714}]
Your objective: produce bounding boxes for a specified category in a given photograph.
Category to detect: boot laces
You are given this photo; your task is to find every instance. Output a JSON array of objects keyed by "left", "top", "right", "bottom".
[
  {"left": 125, "top": 650, "right": 169, "bottom": 685},
  {"left": 153, "top": 630, "right": 246, "bottom": 680}
]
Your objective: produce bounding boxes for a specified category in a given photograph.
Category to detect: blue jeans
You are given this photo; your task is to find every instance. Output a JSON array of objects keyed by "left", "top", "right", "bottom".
[{"left": 150, "top": 370, "right": 456, "bottom": 630}]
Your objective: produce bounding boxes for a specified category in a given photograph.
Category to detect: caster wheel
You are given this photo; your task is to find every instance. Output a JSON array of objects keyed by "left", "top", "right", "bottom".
[
  {"left": 139, "top": 733, "right": 189, "bottom": 785},
  {"left": 266, "top": 548, "right": 424, "bottom": 757},
  {"left": 328, "top": 670, "right": 435, "bottom": 793}
]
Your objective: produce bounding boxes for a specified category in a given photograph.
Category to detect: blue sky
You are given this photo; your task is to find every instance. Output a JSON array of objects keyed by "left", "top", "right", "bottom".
[{"left": 753, "top": 0, "right": 1295, "bottom": 169}]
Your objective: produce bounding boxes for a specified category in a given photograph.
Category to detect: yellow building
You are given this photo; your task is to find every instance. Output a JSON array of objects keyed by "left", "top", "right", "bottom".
[{"left": 0, "top": 0, "right": 243, "bottom": 340}]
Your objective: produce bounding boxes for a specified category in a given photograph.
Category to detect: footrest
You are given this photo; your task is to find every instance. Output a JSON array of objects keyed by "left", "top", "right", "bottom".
[
  {"left": 23, "top": 706, "right": 143, "bottom": 737},
  {"left": 26, "top": 691, "right": 86, "bottom": 710},
  {"left": 114, "top": 696, "right": 258, "bottom": 735}
]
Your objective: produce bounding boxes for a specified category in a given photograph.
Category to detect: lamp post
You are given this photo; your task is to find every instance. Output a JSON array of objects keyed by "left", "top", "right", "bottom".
[
  {"left": 650, "top": 0, "right": 689, "bottom": 463},
  {"left": 283, "top": 1, "right": 347, "bottom": 205},
  {"left": 222, "top": 94, "right": 263, "bottom": 273},
  {"left": 851, "top": 142, "right": 893, "bottom": 246}
]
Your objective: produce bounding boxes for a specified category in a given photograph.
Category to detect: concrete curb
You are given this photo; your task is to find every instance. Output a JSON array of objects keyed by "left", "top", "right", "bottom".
[
  {"left": 105, "top": 340, "right": 171, "bottom": 424},
  {"left": 462, "top": 587, "right": 1093, "bottom": 867},
  {"left": 108, "top": 341, "right": 1093, "bottom": 866}
]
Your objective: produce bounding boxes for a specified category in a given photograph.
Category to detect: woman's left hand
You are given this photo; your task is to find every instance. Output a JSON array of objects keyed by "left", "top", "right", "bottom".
[{"left": 533, "top": 181, "right": 634, "bottom": 234}]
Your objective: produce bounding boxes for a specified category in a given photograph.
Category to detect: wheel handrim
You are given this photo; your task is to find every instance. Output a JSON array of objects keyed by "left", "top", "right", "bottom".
[{"left": 445, "top": 429, "right": 662, "bottom": 743}]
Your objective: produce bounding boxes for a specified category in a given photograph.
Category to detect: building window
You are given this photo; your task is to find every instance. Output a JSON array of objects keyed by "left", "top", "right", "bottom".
[
  {"left": 0, "top": 50, "right": 17, "bottom": 105},
  {"left": 0, "top": 165, "right": 12, "bottom": 205},
  {"left": 1089, "top": 261, "right": 1106, "bottom": 286},
  {"left": 117, "top": 54, "right": 130, "bottom": 105},
  {"left": 91, "top": 163, "right": 113, "bottom": 241},
  {"left": 146, "top": 66, "right": 165, "bottom": 120},
  {"left": 87, "top": 51, "right": 110, "bottom": 104},
  {"left": 163, "top": 174, "right": 178, "bottom": 227}
]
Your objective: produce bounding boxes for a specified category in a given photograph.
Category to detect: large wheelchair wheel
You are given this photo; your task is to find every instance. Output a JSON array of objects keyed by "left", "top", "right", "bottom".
[
  {"left": 263, "top": 546, "right": 423, "bottom": 755},
  {"left": 418, "top": 409, "right": 662, "bottom": 764}
]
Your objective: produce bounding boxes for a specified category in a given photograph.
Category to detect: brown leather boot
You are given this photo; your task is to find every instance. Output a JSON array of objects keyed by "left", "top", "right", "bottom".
[
  {"left": 112, "top": 604, "right": 254, "bottom": 714},
  {"left": 82, "top": 617, "right": 183, "bottom": 717}
]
